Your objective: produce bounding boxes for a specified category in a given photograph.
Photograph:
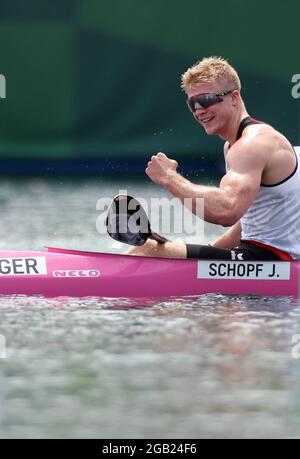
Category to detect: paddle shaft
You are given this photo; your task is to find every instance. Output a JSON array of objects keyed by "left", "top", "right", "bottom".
[{"left": 149, "top": 232, "right": 169, "bottom": 244}]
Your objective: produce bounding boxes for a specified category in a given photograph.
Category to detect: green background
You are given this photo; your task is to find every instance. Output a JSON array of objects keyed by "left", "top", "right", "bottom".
[{"left": 0, "top": 0, "right": 299, "bottom": 171}]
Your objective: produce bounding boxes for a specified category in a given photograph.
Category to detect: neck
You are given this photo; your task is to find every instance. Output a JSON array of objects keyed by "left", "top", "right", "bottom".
[{"left": 218, "top": 109, "right": 249, "bottom": 145}]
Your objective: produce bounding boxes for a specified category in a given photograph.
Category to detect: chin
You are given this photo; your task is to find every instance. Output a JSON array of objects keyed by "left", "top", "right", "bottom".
[
  {"left": 199, "top": 117, "right": 218, "bottom": 135},
  {"left": 203, "top": 125, "right": 219, "bottom": 136}
]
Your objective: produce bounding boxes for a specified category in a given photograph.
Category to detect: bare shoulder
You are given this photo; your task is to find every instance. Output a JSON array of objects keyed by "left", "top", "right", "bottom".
[
  {"left": 223, "top": 141, "right": 230, "bottom": 158},
  {"left": 227, "top": 122, "right": 296, "bottom": 183},
  {"left": 242, "top": 123, "right": 292, "bottom": 152},
  {"left": 223, "top": 141, "right": 230, "bottom": 154},
  {"left": 226, "top": 125, "right": 269, "bottom": 170},
  {"left": 230, "top": 124, "right": 293, "bottom": 157}
]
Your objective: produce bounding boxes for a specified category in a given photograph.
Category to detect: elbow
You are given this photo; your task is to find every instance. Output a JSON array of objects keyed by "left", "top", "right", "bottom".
[
  {"left": 218, "top": 197, "right": 244, "bottom": 226},
  {"left": 220, "top": 216, "right": 239, "bottom": 227},
  {"left": 204, "top": 195, "right": 243, "bottom": 227},
  {"left": 214, "top": 209, "right": 241, "bottom": 227}
]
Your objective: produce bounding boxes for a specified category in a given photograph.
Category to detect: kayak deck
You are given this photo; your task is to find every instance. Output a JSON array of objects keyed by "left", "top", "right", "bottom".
[{"left": 0, "top": 248, "right": 298, "bottom": 298}]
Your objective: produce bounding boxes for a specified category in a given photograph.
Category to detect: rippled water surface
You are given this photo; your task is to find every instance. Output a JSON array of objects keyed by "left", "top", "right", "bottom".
[{"left": 0, "top": 178, "right": 299, "bottom": 438}]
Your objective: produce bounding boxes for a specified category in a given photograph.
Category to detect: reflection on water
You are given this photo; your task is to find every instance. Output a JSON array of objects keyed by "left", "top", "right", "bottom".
[
  {"left": 0, "top": 179, "right": 299, "bottom": 438},
  {"left": 0, "top": 294, "right": 299, "bottom": 438}
]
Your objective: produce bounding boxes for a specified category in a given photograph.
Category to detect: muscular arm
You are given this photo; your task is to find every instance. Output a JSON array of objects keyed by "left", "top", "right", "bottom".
[{"left": 148, "top": 138, "right": 267, "bottom": 227}]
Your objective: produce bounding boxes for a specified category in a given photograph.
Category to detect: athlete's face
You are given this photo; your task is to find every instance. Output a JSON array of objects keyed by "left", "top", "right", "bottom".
[{"left": 186, "top": 82, "right": 237, "bottom": 137}]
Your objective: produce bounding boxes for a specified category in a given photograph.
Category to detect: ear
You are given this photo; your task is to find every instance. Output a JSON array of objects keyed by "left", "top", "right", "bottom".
[{"left": 231, "top": 90, "right": 240, "bottom": 107}]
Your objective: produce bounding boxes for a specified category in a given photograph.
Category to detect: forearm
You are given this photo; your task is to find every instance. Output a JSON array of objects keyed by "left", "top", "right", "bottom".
[
  {"left": 164, "top": 172, "right": 234, "bottom": 226},
  {"left": 211, "top": 221, "right": 242, "bottom": 249}
]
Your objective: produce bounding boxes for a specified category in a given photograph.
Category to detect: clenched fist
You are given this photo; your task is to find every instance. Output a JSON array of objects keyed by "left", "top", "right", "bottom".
[{"left": 145, "top": 152, "right": 178, "bottom": 186}]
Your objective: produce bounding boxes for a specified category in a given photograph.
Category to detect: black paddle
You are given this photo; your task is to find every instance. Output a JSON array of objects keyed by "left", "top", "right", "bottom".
[{"left": 106, "top": 194, "right": 169, "bottom": 246}]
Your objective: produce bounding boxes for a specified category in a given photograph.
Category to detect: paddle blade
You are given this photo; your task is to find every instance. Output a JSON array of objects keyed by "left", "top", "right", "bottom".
[{"left": 106, "top": 195, "right": 151, "bottom": 246}]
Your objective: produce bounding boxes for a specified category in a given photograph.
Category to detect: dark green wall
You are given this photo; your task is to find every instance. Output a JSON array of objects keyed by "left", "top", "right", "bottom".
[{"left": 0, "top": 0, "right": 299, "bottom": 166}]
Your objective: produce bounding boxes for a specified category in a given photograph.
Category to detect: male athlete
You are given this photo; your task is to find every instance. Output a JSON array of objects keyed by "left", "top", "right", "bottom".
[{"left": 128, "top": 57, "right": 300, "bottom": 260}]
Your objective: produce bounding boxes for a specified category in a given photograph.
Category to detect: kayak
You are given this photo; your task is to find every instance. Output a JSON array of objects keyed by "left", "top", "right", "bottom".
[{"left": 0, "top": 247, "right": 298, "bottom": 298}]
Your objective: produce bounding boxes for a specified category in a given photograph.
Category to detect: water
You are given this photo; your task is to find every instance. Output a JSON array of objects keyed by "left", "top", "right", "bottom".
[{"left": 0, "top": 177, "right": 299, "bottom": 438}]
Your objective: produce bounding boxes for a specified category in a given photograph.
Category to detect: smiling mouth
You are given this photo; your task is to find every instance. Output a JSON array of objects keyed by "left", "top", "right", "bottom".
[{"left": 199, "top": 116, "right": 215, "bottom": 124}]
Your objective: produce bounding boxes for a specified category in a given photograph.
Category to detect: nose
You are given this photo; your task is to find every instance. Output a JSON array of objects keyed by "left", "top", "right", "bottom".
[
  {"left": 194, "top": 106, "right": 207, "bottom": 114},
  {"left": 193, "top": 107, "right": 207, "bottom": 120}
]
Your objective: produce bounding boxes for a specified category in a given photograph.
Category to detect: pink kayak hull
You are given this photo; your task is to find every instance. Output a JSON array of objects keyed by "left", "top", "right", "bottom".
[{"left": 0, "top": 248, "right": 298, "bottom": 298}]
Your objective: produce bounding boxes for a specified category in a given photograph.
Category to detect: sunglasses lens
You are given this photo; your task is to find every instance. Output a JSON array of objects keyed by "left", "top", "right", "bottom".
[
  {"left": 188, "top": 94, "right": 221, "bottom": 112},
  {"left": 187, "top": 99, "right": 195, "bottom": 112}
]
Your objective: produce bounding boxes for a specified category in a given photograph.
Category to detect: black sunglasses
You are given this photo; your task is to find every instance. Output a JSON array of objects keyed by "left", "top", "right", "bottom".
[{"left": 187, "top": 89, "right": 236, "bottom": 113}]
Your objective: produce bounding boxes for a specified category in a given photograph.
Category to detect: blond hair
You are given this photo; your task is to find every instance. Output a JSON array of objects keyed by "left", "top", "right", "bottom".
[{"left": 181, "top": 56, "right": 241, "bottom": 93}]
